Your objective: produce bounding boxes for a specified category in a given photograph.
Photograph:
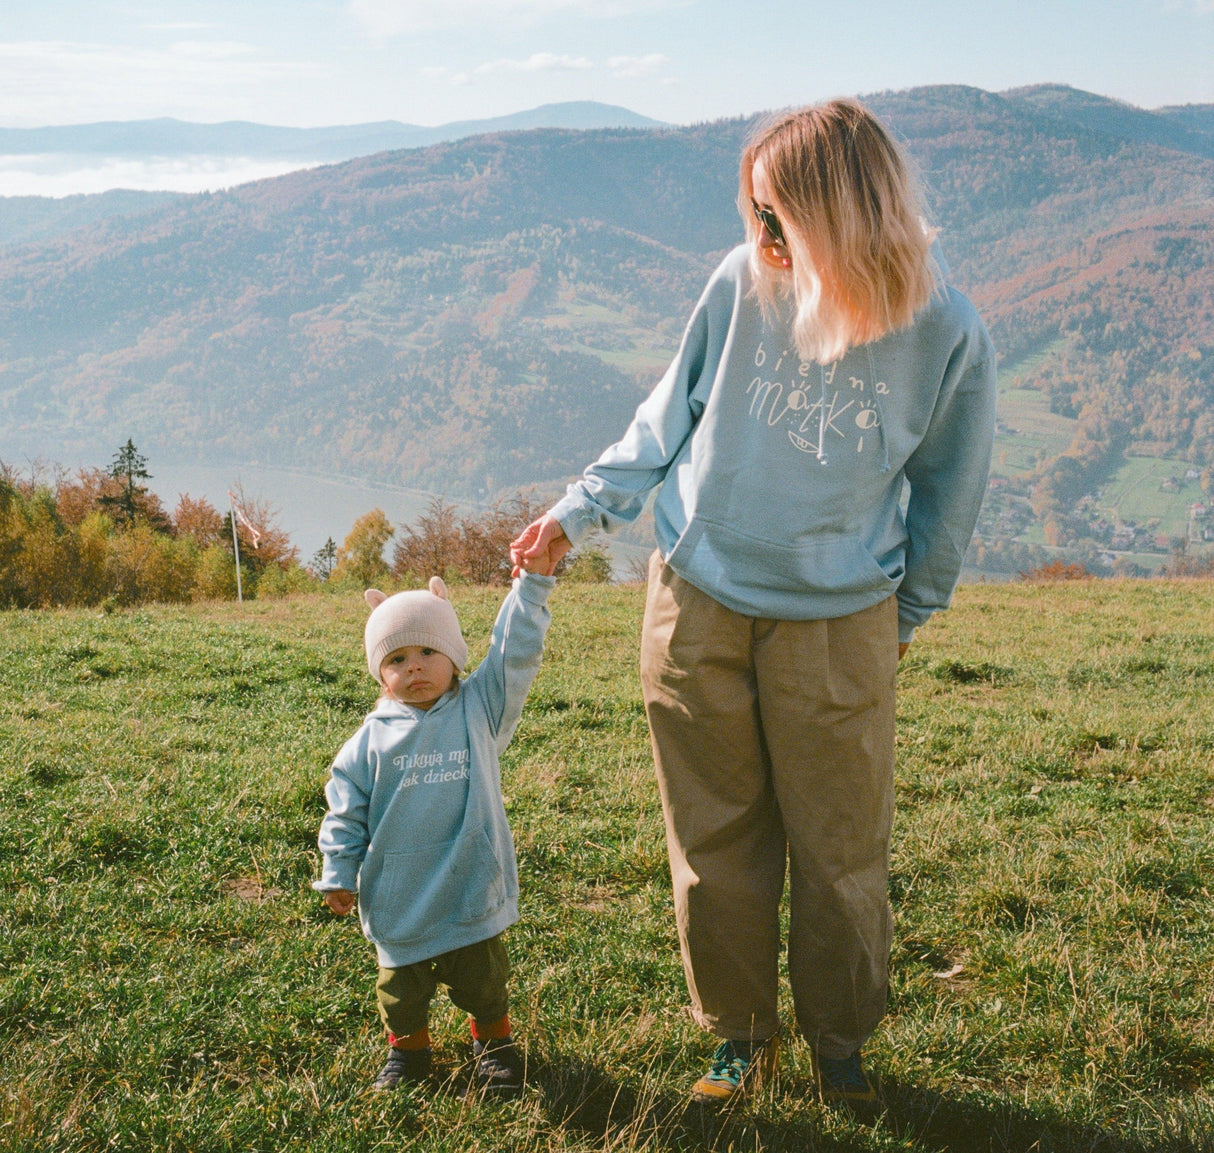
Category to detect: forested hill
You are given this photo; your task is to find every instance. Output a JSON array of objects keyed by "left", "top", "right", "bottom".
[{"left": 0, "top": 84, "right": 1211, "bottom": 569}]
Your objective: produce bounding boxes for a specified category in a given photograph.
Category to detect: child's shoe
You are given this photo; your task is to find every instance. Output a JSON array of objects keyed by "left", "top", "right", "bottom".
[
  {"left": 472, "top": 1035, "right": 524, "bottom": 1093},
  {"left": 371, "top": 1046, "right": 432, "bottom": 1090},
  {"left": 689, "top": 1035, "right": 779, "bottom": 1106},
  {"left": 814, "top": 1049, "right": 879, "bottom": 1110}
]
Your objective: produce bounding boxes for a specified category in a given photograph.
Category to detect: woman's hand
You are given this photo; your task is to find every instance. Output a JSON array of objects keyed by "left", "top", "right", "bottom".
[
  {"left": 510, "top": 514, "right": 570, "bottom": 578},
  {"left": 323, "top": 889, "right": 356, "bottom": 916}
]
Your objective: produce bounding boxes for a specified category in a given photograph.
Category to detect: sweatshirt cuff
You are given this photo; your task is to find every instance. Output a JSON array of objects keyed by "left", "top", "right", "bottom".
[
  {"left": 515, "top": 570, "right": 556, "bottom": 602},
  {"left": 313, "top": 859, "right": 360, "bottom": 893},
  {"left": 549, "top": 492, "right": 599, "bottom": 546}
]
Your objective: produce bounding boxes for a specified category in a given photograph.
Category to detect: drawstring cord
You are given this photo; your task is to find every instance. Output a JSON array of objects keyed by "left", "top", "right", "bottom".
[
  {"left": 866, "top": 347, "right": 891, "bottom": 472},
  {"left": 812, "top": 351, "right": 889, "bottom": 469},
  {"left": 817, "top": 362, "right": 828, "bottom": 464}
]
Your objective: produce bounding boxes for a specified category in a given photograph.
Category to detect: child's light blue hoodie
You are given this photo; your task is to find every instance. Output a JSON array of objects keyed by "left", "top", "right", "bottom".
[
  {"left": 314, "top": 572, "right": 554, "bottom": 969},
  {"left": 550, "top": 246, "right": 997, "bottom": 642}
]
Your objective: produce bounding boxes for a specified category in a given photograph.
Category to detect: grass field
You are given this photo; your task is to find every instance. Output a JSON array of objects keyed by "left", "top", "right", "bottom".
[
  {"left": 991, "top": 342, "right": 1077, "bottom": 481},
  {"left": 3, "top": 580, "right": 1214, "bottom": 1152},
  {"left": 1099, "top": 456, "right": 1205, "bottom": 541}
]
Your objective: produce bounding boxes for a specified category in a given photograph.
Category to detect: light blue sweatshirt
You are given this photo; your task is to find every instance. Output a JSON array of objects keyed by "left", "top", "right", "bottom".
[
  {"left": 550, "top": 245, "right": 997, "bottom": 643},
  {"left": 314, "top": 572, "right": 554, "bottom": 968}
]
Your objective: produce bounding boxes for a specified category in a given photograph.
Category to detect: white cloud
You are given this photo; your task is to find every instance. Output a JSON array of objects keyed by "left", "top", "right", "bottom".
[
  {"left": 0, "top": 40, "right": 321, "bottom": 127},
  {"left": 607, "top": 53, "right": 669, "bottom": 78},
  {"left": 474, "top": 53, "right": 594, "bottom": 75},
  {"left": 349, "top": 0, "right": 675, "bottom": 35},
  {"left": 168, "top": 41, "right": 257, "bottom": 60}
]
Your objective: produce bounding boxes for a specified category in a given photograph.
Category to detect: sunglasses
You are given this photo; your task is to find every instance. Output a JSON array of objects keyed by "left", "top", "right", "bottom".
[{"left": 750, "top": 198, "right": 786, "bottom": 247}]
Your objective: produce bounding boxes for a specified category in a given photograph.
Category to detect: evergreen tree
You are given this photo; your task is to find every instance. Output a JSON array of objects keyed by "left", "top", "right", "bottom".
[
  {"left": 311, "top": 537, "right": 338, "bottom": 580},
  {"left": 101, "top": 440, "right": 151, "bottom": 526}
]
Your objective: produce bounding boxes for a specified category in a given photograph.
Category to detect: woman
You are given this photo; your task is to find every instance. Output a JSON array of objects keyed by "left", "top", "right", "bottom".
[{"left": 512, "top": 99, "right": 996, "bottom": 1108}]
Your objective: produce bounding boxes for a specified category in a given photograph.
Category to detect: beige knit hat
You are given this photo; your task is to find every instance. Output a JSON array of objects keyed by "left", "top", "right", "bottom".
[{"left": 363, "top": 577, "right": 467, "bottom": 683}]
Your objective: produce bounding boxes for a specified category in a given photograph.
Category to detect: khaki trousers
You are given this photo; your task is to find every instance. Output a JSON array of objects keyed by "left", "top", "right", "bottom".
[{"left": 640, "top": 554, "right": 897, "bottom": 1059}]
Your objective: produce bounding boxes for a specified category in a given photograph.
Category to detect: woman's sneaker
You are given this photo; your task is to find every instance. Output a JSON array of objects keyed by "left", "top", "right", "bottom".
[
  {"left": 814, "top": 1049, "right": 878, "bottom": 1109},
  {"left": 473, "top": 1036, "right": 524, "bottom": 1093},
  {"left": 690, "top": 1036, "right": 779, "bottom": 1106},
  {"left": 371, "top": 1046, "right": 432, "bottom": 1090}
]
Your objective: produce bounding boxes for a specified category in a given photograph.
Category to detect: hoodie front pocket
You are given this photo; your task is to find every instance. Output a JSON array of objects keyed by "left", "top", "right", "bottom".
[
  {"left": 361, "top": 829, "right": 506, "bottom": 944},
  {"left": 669, "top": 516, "right": 901, "bottom": 600}
]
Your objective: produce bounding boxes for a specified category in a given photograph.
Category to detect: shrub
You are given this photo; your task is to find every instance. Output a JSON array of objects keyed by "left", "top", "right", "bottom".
[
  {"left": 6, "top": 488, "right": 81, "bottom": 608},
  {"left": 194, "top": 544, "right": 241, "bottom": 601},
  {"left": 106, "top": 525, "right": 199, "bottom": 605},
  {"left": 173, "top": 494, "right": 225, "bottom": 547},
  {"left": 391, "top": 494, "right": 548, "bottom": 586},
  {"left": 334, "top": 509, "right": 394, "bottom": 587},
  {"left": 257, "top": 561, "right": 318, "bottom": 599},
  {"left": 1019, "top": 559, "right": 1091, "bottom": 582},
  {"left": 563, "top": 543, "right": 613, "bottom": 583}
]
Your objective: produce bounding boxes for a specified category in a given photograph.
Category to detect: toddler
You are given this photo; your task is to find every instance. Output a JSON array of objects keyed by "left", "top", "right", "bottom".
[{"left": 315, "top": 567, "right": 554, "bottom": 1092}]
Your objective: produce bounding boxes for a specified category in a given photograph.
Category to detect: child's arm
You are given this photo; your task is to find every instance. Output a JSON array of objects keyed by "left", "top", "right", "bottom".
[
  {"left": 313, "top": 734, "right": 374, "bottom": 897},
  {"left": 468, "top": 570, "right": 556, "bottom": 748}
]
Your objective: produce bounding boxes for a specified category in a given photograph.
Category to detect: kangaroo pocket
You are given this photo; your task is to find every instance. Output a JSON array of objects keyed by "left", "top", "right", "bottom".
[
  {"left": 361, "top": 829, "right": 507, "bottom": 945},
  {"left": 668, "top": 516, "right": 901, "bottom": 601}
]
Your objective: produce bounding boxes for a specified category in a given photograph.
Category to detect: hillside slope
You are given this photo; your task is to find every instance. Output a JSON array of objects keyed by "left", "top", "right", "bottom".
[{"left": 0, "top": 84, "right": 1210, "bottom": 568}]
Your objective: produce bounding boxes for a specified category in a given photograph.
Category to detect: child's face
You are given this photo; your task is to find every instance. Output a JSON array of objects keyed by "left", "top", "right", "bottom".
[{"left": 380, "top": 645, "right": 457, "bottom": 710}]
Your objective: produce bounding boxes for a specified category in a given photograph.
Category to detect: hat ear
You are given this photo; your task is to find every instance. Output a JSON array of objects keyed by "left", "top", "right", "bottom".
[
  {"left": 428, "top": 576, "right": 449, "bottom": 600},
  {"left": 365, "top": 589, "right": 388, "bottom": 609}
]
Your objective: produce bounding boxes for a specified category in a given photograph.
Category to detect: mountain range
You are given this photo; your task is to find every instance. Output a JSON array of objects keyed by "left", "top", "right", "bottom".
[
  {"left": 0, "top": 84, "right": 1211, "bottom": 572},
  {"left": 0, "top": 102, "right": 667, "bottom": 163},
  {"left": 0, "top": 100, "right": 665, "bottom": 244}
]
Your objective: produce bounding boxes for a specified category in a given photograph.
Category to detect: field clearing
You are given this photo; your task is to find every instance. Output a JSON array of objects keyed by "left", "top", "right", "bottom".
[
  {"left": 2, "top": 580, "right": 1213, "bottom": 1151},
  {"left": 1100, "top": 455, "right": 1205, "bottom": 538},
  {"left": 990, "top": 341, "right": 1075, "bottom": 479},
  {"left": 990, "top": 393, "right": 1075, "bottom": 480}
]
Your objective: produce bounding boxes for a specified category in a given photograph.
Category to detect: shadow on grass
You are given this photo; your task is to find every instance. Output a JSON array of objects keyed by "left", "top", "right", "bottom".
[
  {"left": 532, "top": 1054, "right": 1207, "bottom": 1153},
  {"left": 878, "top": 1076, "right": 1210, "bottom": 1153}
]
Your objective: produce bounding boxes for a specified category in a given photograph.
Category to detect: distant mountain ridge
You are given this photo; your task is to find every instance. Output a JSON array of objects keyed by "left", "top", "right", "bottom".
[
  {"left": 1004, "top": 84, "right": 1214, "bottom": 160},
  {"left": 0, "top": 83, "right": 1211, "bottom": 573},
  {"left": 0, "top": 101, "right": 668, "bottom": 245},
  {"left": 0, "top": 102, "right": 667, "bottom": 162}
]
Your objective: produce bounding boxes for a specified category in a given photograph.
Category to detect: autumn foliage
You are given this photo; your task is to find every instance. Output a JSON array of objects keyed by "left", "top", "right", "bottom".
[
  {"left": 0, "top": 450, "right": 609, "bottom": 608},
  {"left": 0, "top": 458, "right": 302, "bottom": 609}
]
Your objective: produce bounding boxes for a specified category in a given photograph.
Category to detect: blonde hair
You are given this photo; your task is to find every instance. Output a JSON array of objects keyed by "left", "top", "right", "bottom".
[{"left": 740, "top": 98, "right": 938, "bottom": 364}]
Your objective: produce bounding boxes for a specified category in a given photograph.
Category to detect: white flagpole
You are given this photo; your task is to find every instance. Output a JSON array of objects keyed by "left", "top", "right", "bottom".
[{"left": 229, "top": 493, "right": 244, "bottom": 603}]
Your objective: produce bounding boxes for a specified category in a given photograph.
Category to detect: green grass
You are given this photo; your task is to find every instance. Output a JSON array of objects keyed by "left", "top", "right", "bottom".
[
  {"left": 3, "top": 581, "right": 1214, "bottom": 1151},
  {"left": 991, "top": 342, "right": 1077, "bottom": 480},
  {"left": 1099, "top": 455, "right": 1205, "bottom": 539}
]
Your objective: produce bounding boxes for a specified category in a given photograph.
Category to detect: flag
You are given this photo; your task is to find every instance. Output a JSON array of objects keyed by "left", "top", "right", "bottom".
[{"left": 227, "top": 491, "right": 261, "bottom": 549}]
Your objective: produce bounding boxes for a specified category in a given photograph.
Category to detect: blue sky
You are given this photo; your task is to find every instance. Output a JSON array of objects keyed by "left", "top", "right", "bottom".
[{"left": 2, "top": 0, "right": 1211, "bottom": 131}]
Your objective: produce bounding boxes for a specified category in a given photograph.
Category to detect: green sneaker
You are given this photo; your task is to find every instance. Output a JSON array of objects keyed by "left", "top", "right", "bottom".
[
  {"left": 690, "top": 1036, "right": 779, "bottom": 1106},
  {"left": 814, "top": 1049, "right": 878, "bottom": 1109}
]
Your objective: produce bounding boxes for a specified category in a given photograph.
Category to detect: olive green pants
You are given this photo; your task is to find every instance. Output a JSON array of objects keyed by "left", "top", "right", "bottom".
[
  {"left": 376, "top": 933, "right": 510, "bottom": 1039},
  {"left": 640, "top": 554, "right": 897, "bottom": 1060}
]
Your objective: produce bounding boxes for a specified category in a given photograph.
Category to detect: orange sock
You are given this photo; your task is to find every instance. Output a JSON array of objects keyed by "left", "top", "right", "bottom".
[
  {"left": 388, "top": 1026, "right": 431, "bottom": 1051},
  {"left": 469, "top": 1014, "right": 511, "bottom": 1042}
]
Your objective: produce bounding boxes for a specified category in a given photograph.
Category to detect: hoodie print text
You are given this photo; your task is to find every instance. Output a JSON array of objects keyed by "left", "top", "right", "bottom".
[{"left": 744, "top": 343, "right": 887, "bottom": 461}]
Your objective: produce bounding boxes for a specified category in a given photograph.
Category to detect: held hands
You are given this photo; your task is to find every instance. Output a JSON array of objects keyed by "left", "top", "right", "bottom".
[
  {"left": 510, "top": 514, "right": 570, "bottom": 578},
  {"left": 323, "top": 889, "right": 356, "bottom": 916}
]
